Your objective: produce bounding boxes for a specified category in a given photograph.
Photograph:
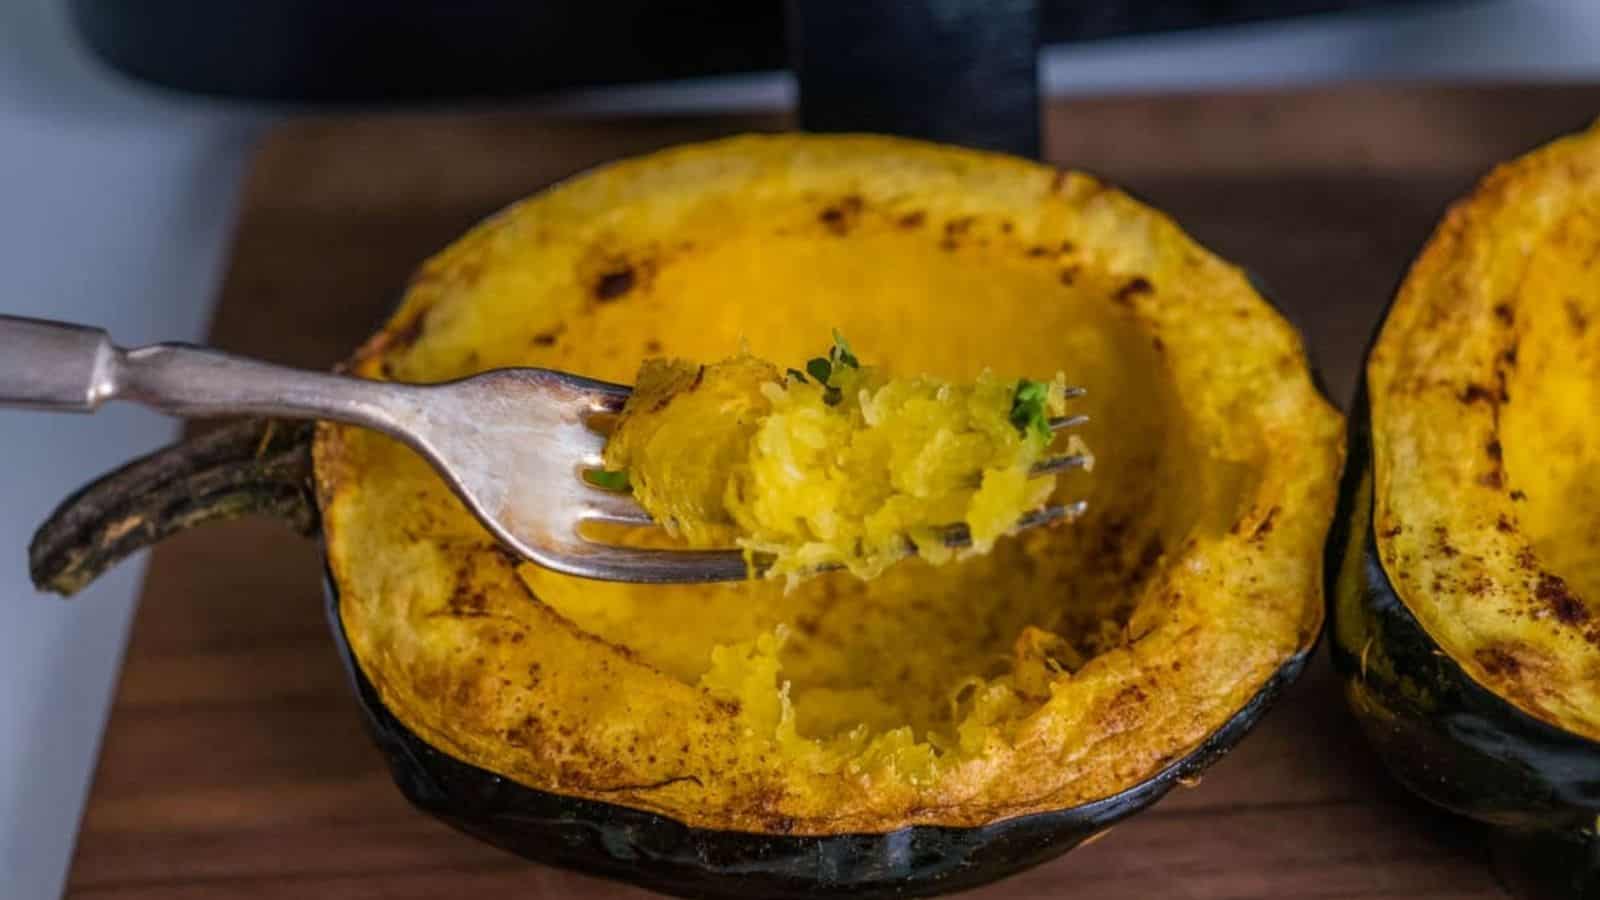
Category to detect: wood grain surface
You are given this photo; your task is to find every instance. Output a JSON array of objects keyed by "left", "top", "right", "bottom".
[{"left": 63, "top": 85, "right": 1600, "bottom": 899}]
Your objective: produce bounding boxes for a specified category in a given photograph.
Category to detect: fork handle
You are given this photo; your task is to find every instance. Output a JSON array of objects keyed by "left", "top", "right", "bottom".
[
  {"left": 0, "top": 314, "right": 411, "bottom": 431},
  {"left": 0, "top": 316, "right": 121, "bottom": 411}
]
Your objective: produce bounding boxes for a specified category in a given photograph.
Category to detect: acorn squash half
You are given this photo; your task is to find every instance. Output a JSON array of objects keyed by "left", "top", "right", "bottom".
[
  {"left": 33, "top": 134, "right": 1342, "bottom": 897},
  {"left": 1331, "top": 125, "right": 1600, "bottom": 896}
]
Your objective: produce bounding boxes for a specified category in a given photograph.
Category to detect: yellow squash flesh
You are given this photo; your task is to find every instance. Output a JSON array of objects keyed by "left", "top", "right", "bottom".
[
  {"left": 1367, "top": 124, "right": 1600, "bottom": 740},
  {"left": 314, "top": 134, "right": 1343, "bottom": 834},
  {"left": 602, "top": 352, "right": 1078, "bottom": 581}
]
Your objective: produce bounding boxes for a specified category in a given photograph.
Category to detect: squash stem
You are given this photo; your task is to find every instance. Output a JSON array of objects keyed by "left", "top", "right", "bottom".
[{"left": 28, "top": 418, "right": 317, "bottom": 596}]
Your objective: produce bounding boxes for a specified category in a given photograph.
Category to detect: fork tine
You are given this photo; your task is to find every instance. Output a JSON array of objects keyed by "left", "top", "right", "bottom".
[
  {"left": 581, "top": 488, "right": 656, "bottom": 525},
  {"left": 1030, "top": 454, "right": 1091, "bottom": 477},
  {"left": 573, "top": 499, "right": 1088, "bottom": 581},
  {"left": 935, "top": 501, "right": 1087, "bottom": 549},
  {"left": 1048, "top": 413, "right": 1089, "bottom": 431},
  {"left": 549, "top": 545, "right": 751, "bottom": 584}
]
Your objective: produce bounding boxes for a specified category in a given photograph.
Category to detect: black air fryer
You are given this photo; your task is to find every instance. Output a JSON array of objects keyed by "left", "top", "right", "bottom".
[{"left": 72, "top": 0, "right": 1452, "bottom": 158}]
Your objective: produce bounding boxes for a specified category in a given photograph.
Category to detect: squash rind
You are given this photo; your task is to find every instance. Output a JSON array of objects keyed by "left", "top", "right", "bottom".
[{"left": 328, "top": 570, "right": 1311, "bottom": 898}]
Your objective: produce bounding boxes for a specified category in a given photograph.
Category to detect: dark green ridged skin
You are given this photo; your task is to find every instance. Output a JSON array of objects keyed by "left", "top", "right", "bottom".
[{"left": 1330, "top": 375, "right": 1600, "bottom": 899}]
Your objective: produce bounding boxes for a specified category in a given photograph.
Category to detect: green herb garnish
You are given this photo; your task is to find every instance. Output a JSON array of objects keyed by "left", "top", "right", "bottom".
[
  {"left": 786, "top": 367, "right": 809, "bottom": 384},
  {"left": 1010, "top": 379, "right": 1053, "bottom": 444},
  {"left": 800, "top": 331, "right": 860, "bottom": 406},
  {"left": 587, "top": 469, "right": 631, "bottom": 491},
  {"left": 830, "top": 329, "right": 860, "bottom": 369}
]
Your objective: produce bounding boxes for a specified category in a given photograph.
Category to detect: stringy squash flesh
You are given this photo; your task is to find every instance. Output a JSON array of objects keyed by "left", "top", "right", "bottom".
[
  {"left": 601, "top": 349, "right": 1082, "bottom": 581},
  {"left": 313, "top": 135, "right": 1342, "bottom": 834}
]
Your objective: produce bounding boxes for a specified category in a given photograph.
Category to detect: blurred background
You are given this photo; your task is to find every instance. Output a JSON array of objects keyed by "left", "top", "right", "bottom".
[{"left": 4, "top": 0, "right": 1600, "bottom": 896}]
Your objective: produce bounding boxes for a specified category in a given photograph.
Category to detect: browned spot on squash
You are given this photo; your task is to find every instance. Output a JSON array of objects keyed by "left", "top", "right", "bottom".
[
  {"left": 1135, "top": 535, "right": 1165, "bottom": 577},
  {"left": 1480, "top": 470, "right": 1504, "bottom": 490},
  {"left": 1059, "top": 240, "right": 1076, "bottom": 253},
  {"left": 388, "top": 307, "right": 431, "bottom": 352},
  {"left": 595, "top": 266, "right": 636, "bottom": 301},
  {"left": 1251, "top": 506, "right": 1280, "bottom": 542},
  {"left": 1059, "top": 266, "right": 1079, "bottom": 286},
  {"left": 1485, "top": 439, "right": 1503, "bottom": 462},
  {"left": 588, "top": 774, "right": 704, "bottom": 794},
  {"left": 1475, "top": 645, "right": 1522, "bottom": 677},
  {"left": 1025, "top": 245, "right": 1050, "bottom": 258},
  {"left": 818, "top": 194, "right": 863, "bottom": 235},
  {"left": 446, "top": 584, "right": 489, "bottom": 618},
  {"left": 1459, "top": 383, "right": 1497, "bottom": 405},
  {"left": 897, "top": 210, "right": 926, "bottom": 229},
  {"left": 1567, "top": 298, "right": 1589, "bottom": 334},
  {"left": 1434, "top": 526, "right": 1458, "bottom": 558},
  {"left": 1492, "top": 303, "right": 1514, "bottom": 326},
  {"left": 1496, "top": 514, "right": 1515, "bottom": 533},
  {"left": 531, "top": 326, "right": 565, "bottom": 347},
  {"left": 1113, "top": 277, "right": 1154, "bottom": 305},
  {"left": 1535, "top": 572, "right": 1589, "bottom": 626},
  {"left": 645, "top": 339, "right": 663, "bottom": 354},
  {"left": 1511, "top": 489, "right": 1528, "bottom": 501}
]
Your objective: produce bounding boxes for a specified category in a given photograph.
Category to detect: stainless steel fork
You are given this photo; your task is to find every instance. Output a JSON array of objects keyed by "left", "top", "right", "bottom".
[{"left": 0, "top": 314, "right": 1087, "bottom": 583}]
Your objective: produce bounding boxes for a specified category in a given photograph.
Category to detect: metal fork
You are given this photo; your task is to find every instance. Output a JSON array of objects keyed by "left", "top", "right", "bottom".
[{"left": 0, "top": 315, "right": 1088, "bottom": 584}]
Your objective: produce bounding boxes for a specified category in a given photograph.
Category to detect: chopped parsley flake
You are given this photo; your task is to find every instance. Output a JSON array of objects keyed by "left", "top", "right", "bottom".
[
  {"left": 587, "top": 469, "right": 631, "bottom": 491},
  {"left": 1010, "top": 379, "right": 1053, "bottom": 444}
]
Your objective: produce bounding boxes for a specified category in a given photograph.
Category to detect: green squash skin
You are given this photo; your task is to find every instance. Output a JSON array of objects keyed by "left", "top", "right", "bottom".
[{"left": 1330, "top": 373, "right": 1600, "bottom": 898}]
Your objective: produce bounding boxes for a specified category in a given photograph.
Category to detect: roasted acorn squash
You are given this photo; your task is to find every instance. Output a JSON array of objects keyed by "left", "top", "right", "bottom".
[
  {"left": 32, "top": 134, "right": 1342, "bottom": 897},
  {"left": 1332, "top": 126, "right": 1600, "bottom": 897},
  {"left": 312, "top": 135, "right": 1342, "bottom": 894}
]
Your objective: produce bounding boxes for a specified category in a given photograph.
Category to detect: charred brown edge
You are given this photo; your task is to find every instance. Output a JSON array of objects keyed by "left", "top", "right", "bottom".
[{"left": 28, "top": 419, "right": 317, "bottom": 596}]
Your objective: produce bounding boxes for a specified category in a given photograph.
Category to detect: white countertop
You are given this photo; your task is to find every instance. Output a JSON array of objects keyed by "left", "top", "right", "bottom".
[{"left": 2, "top": 0, "right": 1598, "bottom": 896}]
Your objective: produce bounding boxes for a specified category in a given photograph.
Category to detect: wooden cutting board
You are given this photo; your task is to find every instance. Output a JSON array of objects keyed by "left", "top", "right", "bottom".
[{"left": 64, "top": 85, "right": 1600, "bottom": 899}]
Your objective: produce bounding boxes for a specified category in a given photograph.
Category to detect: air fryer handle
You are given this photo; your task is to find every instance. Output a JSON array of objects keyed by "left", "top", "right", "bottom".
[{"left": 787, "top": 0, "right": 1042, "bottom": 158}]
